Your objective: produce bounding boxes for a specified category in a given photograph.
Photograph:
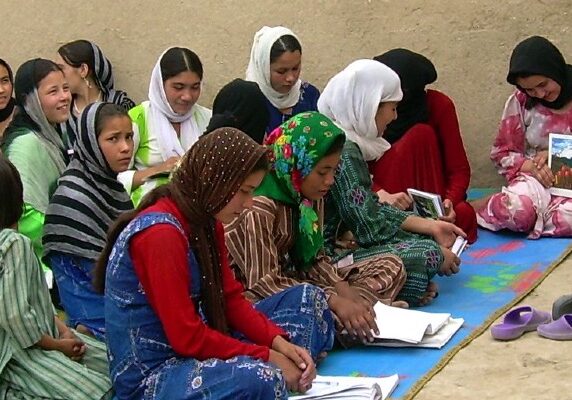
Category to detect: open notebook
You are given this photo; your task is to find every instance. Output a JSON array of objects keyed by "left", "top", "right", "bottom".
[
  {"left": 360, "top": 302, "right": 464, "bottom": 349},
  {"left": 290, "top": 374, "right": 399, "bottom": 400}
]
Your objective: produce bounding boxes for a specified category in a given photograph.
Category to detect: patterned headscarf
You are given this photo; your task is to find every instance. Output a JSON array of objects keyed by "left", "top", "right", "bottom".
[
  {"left": 171, "top": 128, "right": 268, "bottom": 333},
  {"left": 255, "top": 111, "right": 345, "bottom": 270}
]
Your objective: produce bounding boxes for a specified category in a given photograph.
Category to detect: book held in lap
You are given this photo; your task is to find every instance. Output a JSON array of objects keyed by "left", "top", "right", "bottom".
[
  {"left": 548, "top": 133, "right": 572, "bottom": 198},
  {"left": 406, "top": 188, "right": 468, "bottom": 256}
]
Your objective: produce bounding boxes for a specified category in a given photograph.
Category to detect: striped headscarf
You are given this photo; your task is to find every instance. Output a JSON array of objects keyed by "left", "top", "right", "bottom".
[
  {"left": 43, "top": 102, "right": 133, "bottom": 261},
  {"left": 58, "top": 41, "right": 135, "bottom": 148},
  {"left": 89, "top": 41, "right": 134, "bottom": 109}
]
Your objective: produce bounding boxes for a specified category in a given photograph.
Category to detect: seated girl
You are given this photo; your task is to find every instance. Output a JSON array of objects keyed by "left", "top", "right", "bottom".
[
  {"left": 0, "top": 155, "right": 111, "bottom": 399},
  {"left": 246, "top": 26, "right": 319, "bottom": 132},
  {"left": 205, "top": 78, "right": 269, "bottom": 143},
  {"left": 371, "top": 48, "right": 477, "bottom": 244},
  {"left": 318, "top": 59, "right": 465, "bottom": 307},
  {"left": 0, "top": 58, "right": 15, "bottom": 140},
  {"left": 1, "top": 59, "right": 70, "bottom": 263},
  {"left": 95, "top": 128, "right": 334, "bottom": 399},
  {"left": 43, "top": 103, "right": 134, "bottom": 340},
  {"left": 117, "top": 47, "right": 212, "bottom": 206},
  {"left": 475, "top": 36, "right": 572, "bottom": 238},
  {"left": 225, "top": 112, "right": 406, "bottom": 343},
  {"left": 55, "top": 40, "right": 136, "bottom": 149}
]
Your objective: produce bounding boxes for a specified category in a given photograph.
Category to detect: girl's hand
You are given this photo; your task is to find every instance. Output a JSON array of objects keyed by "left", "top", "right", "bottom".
[
  {"left": 376, "top": 189, "right": 412, "bottom": 210},
  {"left": 533, "top": 151, "right": 548, "bottom": 168},
  {"left": 269, "top": 350, "right": 306, "bottom": 393},
  {"left": 521, "top": 155, "right": 554, "bottom": 188},
  {"left": 271, "top": 336, "right": 316, "bottom": 389},
  {"left": 430, "top": 220, "right": 465, "bottom": 248},
  {"left": 328, "top": 295, "right": 378, "bottom": 342},
  {"left": 158, "top": 156, "right": 180, "bottom": 174},
  {"left": 57, "top": 338, "right": 86, "bottom": 362},
  {"left": 438, "top": 246, "right": 461, "bottom": 276},
  {"left": 439, "top": 199, "right": 456, "bottom": 223}
]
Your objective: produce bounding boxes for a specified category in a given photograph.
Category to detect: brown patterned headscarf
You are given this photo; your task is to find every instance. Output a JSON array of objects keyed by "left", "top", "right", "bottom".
[{"left": 170, "top": 128, "right": 268, "bottom": 333}]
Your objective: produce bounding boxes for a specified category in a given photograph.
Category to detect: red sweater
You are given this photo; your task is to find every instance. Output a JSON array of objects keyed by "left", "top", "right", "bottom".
[
  {"left": 370, "top": 89, "right": 471, "bottom": 205},
  {"left": 426, "top": 89, "right": 471, "bottom": 205},
  {"left": 130, "top": 197, "right": 286, "bottom": 362}
]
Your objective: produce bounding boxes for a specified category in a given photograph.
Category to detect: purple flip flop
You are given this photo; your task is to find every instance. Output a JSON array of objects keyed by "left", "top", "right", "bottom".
[
  {"left": 537, "top": 314, "right": 572, "bottom": 340},
  {"left": 491, "top": 306, "right": 551, "bottom": 341}
]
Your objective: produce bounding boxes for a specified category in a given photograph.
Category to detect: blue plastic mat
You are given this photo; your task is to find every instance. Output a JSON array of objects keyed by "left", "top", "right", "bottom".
[{"left": 317, "top": 227, "right": 572, "bottom": 399}]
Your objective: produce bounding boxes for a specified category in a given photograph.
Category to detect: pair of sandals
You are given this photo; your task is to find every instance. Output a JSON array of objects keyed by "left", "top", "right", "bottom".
[{"left": 491, "top": 295, "right": 572, "bottom": 341}]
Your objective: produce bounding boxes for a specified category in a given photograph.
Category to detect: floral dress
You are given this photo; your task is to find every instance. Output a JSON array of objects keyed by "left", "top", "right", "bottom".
[{"left": 477, "top": 90, "right": 572, "bottom": 238}]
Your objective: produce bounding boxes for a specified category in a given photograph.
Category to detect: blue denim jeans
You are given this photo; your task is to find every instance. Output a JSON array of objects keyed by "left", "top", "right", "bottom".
[
  {"left": 47, "top": 252, "right": 105, "bottom": 340},
  {"left": 251, "top": 284, "right": 334, "bottom": 361},
  {"left": 147, "top": 284, "right": 334, "bottom": 400}
]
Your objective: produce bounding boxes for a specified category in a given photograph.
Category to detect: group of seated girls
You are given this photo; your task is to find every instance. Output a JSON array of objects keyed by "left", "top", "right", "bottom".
[{"left": 0, "top": 24, "right": 570, "bottom": 398}]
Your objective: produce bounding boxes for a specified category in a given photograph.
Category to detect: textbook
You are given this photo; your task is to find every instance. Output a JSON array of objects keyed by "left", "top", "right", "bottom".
[
  {"left": 407, "top": 189, "right": 468, "bottom": 256},
  {"left": 290, "top": 374, "right": 399, "bottom": 400},
  {"left": 407, "top": 188, "right": 444, "bottom": 219},
  {"left": 548, "top": 133, "right": 572, "bottom": 198},
  {"left": 451, "top": 235, "right": 468, "bottom": 257},
  {"left": 366, "top": 302, "right": 464, "bottom": 349}
]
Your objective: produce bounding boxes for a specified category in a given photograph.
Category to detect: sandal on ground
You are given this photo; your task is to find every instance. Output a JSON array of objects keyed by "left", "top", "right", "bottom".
[
  {"left": 537, "top": 315, "right": 572, "bottom": 341},
  {"left": 491, "top": 305, "right": 551, "bottom": 341}
]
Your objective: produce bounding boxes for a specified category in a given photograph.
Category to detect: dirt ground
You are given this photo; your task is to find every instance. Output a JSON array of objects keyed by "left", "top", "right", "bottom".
[
  {"left": 2, "top": 2, "right": 572, "bottom": 398},
  {"left": 414, "top": 253, "right": 572, "bottom": 400}
]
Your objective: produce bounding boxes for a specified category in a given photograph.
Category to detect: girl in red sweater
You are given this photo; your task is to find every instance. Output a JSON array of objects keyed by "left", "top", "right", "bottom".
[
  {"left": 95, "top": 129, "right": 334, "bottom": 399},
  {"left": 370, "top": 49, "right": 477, "bottom": 244}
]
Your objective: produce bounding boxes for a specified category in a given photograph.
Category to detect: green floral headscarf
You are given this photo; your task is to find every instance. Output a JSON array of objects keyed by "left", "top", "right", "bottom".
[{"left": 255, "top": 111, "right": 345, "bottom": 270}]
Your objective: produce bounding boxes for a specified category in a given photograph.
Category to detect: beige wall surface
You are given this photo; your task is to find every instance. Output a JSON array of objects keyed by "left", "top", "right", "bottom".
[{"left": 2, "top": 0, "right": 571, "bottom": 186}]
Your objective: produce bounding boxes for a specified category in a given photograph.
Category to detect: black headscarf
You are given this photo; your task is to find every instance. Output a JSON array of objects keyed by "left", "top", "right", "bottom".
[
  {"left": 0, "top": 58, "right": 16, "bottom": 123},
  {"left": 374, "top": 49, "right": 437, "bottom": 144},
  {"left": 507, "top": 36, "right": 572, "bottom": 110},
  {"left": 204, "top": 79, "right": 269, "bottom": 144}
]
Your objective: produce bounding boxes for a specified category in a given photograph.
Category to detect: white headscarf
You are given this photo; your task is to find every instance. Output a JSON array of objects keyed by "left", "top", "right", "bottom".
[
  {"left": 245, "top": 26, "right": 303, "bottom": 110},
  {"left": 148, "top": 47, "right": 207, "bottom": 160},
  {"left": 317, "top": 59, "right": 403, "bottom": 161}
]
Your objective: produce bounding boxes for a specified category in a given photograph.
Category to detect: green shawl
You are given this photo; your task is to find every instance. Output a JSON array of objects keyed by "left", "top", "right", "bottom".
[{"left": 255, "top": 111, "right": 345, "bottom": 270}]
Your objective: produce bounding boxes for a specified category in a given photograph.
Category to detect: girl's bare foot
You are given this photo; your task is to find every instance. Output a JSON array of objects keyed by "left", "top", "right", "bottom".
[
  {"left": 391, "top": 300, "right": 409, "bottom": 308},
  {"left": 469, "top": 193, "right": 495, "bottom": 212},
  {"left": 419, "top": 281, "right": 439, "bottom": 306}
]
